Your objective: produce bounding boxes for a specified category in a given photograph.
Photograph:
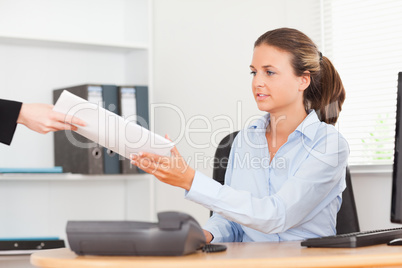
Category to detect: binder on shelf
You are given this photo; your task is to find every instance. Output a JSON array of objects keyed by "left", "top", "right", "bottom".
[
  {"left": 53, "top": 84, "right": 121, "bottom": 174},
  {"left": 53, "top": 85, "right": 103, "bottom": 174},
  {"left": 134, "top": 86, "right": 150, "bottom": 129},
  {"left": 118, "top": 86, "right": 138, "bottom": 174},
  {"left": 53, "top": 84, "right": 150, "bottom": 175},
  {"left": 101, "top": 85, "right": 121, "bottom": 174},
  {"left": 118, "top": 86, "right": 149, "bottom": 174}
]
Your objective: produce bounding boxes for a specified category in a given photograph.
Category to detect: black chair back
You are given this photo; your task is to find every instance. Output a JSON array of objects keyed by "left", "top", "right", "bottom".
[
  {"left": 336, "top": 166, "right": 360, "bottom": 234},
  {"left": 212, "top": 131, "right": 360, "bottom": 234}
]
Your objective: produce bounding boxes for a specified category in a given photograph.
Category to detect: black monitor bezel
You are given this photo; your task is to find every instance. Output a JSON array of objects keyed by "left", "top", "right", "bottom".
[{"left": 391, "top": 72, "right": 402, "bottom": 223}]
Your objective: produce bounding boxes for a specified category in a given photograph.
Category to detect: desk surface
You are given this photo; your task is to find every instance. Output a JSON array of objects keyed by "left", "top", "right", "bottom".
[{"left": 30, "top": 242, "right": 402, "bottom": 268}]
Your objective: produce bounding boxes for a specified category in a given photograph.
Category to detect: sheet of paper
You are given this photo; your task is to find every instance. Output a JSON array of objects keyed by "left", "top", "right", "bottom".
[{"left": 53, "top": 90, "right": 174, "bottom": 159}]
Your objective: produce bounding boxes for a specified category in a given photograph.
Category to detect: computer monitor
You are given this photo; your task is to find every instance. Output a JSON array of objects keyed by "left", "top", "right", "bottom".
[{"left": 391, "top": 72, "right": 402, "bottom": 223}]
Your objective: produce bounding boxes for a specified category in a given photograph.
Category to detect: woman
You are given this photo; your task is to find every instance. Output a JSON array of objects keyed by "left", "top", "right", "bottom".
[
  {"left": 131, "top": 28, "right": 348, "bottom": 242},
  {"left": 0, "top": 99, "right": 86, "bottom": 145}
]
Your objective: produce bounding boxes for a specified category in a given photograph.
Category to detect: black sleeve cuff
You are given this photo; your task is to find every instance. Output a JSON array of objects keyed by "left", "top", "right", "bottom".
[{"left": 0, "top": 99, "right": 23, "bottom": 145}]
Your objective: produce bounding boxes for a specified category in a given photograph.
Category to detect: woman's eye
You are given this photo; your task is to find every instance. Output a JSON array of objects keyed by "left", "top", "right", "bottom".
[
  {"left": 267, "top": 71, "right": 275, "bottom": 76},
  {"left": 250, "top": 71, "right": 256, "bottom": 76}
]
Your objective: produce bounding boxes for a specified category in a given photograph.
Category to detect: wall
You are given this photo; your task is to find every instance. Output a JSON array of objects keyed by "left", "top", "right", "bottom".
[
  {"left": 351, "top": 167, "right": 401, "bottom": 231},
  {"left": 152, "top": 0, "right": 323, "bottom": 225}
]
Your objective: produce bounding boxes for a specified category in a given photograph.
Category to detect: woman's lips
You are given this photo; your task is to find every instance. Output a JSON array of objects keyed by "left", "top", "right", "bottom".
[{"left": 256, "top": 93, "right": 269, "bottom": 101}]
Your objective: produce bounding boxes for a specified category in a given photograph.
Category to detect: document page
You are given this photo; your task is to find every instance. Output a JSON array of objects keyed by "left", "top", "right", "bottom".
[{"left": 53, "top": 90, "right": 174, "bottom": 159}]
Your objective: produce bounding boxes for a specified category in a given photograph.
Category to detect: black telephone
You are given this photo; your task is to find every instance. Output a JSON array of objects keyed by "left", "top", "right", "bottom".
[{"left": 66, "top": 211, "right": 225, "bottom": 256}]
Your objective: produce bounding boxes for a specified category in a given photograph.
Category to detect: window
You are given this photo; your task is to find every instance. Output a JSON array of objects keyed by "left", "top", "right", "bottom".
[{"left": 322, "top": 0, "right": 402, "bottom": 165}]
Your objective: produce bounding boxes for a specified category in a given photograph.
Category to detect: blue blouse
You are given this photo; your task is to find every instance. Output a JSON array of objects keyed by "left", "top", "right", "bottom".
[{"left": 185, "top": 110, "right": 349, "bottom": 242}]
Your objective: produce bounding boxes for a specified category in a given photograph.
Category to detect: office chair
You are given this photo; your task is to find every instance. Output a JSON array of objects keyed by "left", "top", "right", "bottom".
[{"left": 211, "top": 131, "right": 360, "bottom": 235}]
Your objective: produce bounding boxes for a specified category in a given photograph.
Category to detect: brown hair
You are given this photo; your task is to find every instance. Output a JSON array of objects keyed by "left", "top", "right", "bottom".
[{"left": 254, "top": 28, "right": 345, "bottom": 125}]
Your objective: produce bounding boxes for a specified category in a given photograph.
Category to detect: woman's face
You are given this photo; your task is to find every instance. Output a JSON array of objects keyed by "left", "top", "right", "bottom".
[{"left": 250, "top": 44, "right": 307, "bottom": 114}]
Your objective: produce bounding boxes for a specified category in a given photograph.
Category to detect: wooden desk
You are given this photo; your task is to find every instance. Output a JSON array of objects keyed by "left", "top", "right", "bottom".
[
  {"left": 0, "top": 254, "right": 31, "bottom": 268},
  {"left": 30, "top": 242, "right": 402, "bottom": 268}
]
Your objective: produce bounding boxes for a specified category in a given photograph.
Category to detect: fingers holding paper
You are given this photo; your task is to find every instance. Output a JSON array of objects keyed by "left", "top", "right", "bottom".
[
  {"left": 17, "top": 103, "right": 86, "bottom": 134},
  {"left": 130, "top": 135, "right": 195, "bottom": 191}
]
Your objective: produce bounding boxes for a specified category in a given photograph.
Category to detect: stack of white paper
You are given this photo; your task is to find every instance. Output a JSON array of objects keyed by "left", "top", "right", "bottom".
[{"left": 53, "top": 90, "right": 174, "bottom": 159}]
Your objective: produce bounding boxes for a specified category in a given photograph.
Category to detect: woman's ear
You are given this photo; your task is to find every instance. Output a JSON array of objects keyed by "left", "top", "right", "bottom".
[{"left": 299, "top": 71, "right": 311, "bottom": 91}]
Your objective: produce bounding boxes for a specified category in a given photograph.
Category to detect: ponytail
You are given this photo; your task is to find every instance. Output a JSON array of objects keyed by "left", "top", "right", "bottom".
[
  {"left": 255, "top": 28, "right": 346, "bottom": 125},
  {"left": 305, "top": 56, "right": 345, "bottom": 125}
]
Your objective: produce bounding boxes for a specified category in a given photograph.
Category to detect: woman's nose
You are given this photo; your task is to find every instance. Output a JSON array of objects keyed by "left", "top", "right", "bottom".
[{"left": 252, "top": 73, "right": 265, "bottom": 88}]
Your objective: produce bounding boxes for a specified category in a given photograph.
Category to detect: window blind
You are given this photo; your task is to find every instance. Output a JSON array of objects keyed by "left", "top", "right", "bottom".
[{"left": 322, "top": 0, "right": 402, "bottom": 165}]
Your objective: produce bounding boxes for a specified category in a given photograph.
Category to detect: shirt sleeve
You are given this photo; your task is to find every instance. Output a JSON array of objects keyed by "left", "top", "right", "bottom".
[
  {"left": 203, "top": 212, "right": 244, "bottom": 242},
  {"left": 186, "top": 170, "right": 244, "bottom": 242},
  {"left": 185, "top": 129, "right": 349, "bottom": 235},
  {"left": 0, "top": 99, "right": 22, "bottom": 145}
]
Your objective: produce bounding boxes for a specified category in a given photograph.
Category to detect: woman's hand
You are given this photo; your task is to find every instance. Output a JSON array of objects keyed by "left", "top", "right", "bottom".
[
  {"left": 203, "top": 230, "right": 213, "bottom": 243},
  {"left": 130, "top": 135, "right": 195, "bottom": 191},
  {"left": 17, "top": 103, "right": 86, "bottom": 134}
]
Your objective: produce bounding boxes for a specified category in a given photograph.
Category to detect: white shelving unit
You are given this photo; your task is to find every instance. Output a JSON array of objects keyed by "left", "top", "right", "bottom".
[
  {"left": 0, "top": 33, "right": 148, "bottom": 52},
  {"left": 0, "top": 0, "right": 155, "bottom": 242},
  {"left": 0, "top": 173, "right": 156, "bottom": 238}
]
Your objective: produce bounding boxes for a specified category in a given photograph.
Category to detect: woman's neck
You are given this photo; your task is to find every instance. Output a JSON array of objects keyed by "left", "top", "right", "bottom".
[{"left": 267, "top": 108, "right": 308, "bottom": 139}]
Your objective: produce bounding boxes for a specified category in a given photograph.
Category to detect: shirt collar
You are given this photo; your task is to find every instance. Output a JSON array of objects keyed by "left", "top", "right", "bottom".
[
  {"left": 249, "top": 113, "right": 270, "bottom": 129},
  {"left": 295, "top": 110, "right": 321, "bottom": 141},
  {"left": 248, "top": 110, "right": 321, "bottom": 141}
]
